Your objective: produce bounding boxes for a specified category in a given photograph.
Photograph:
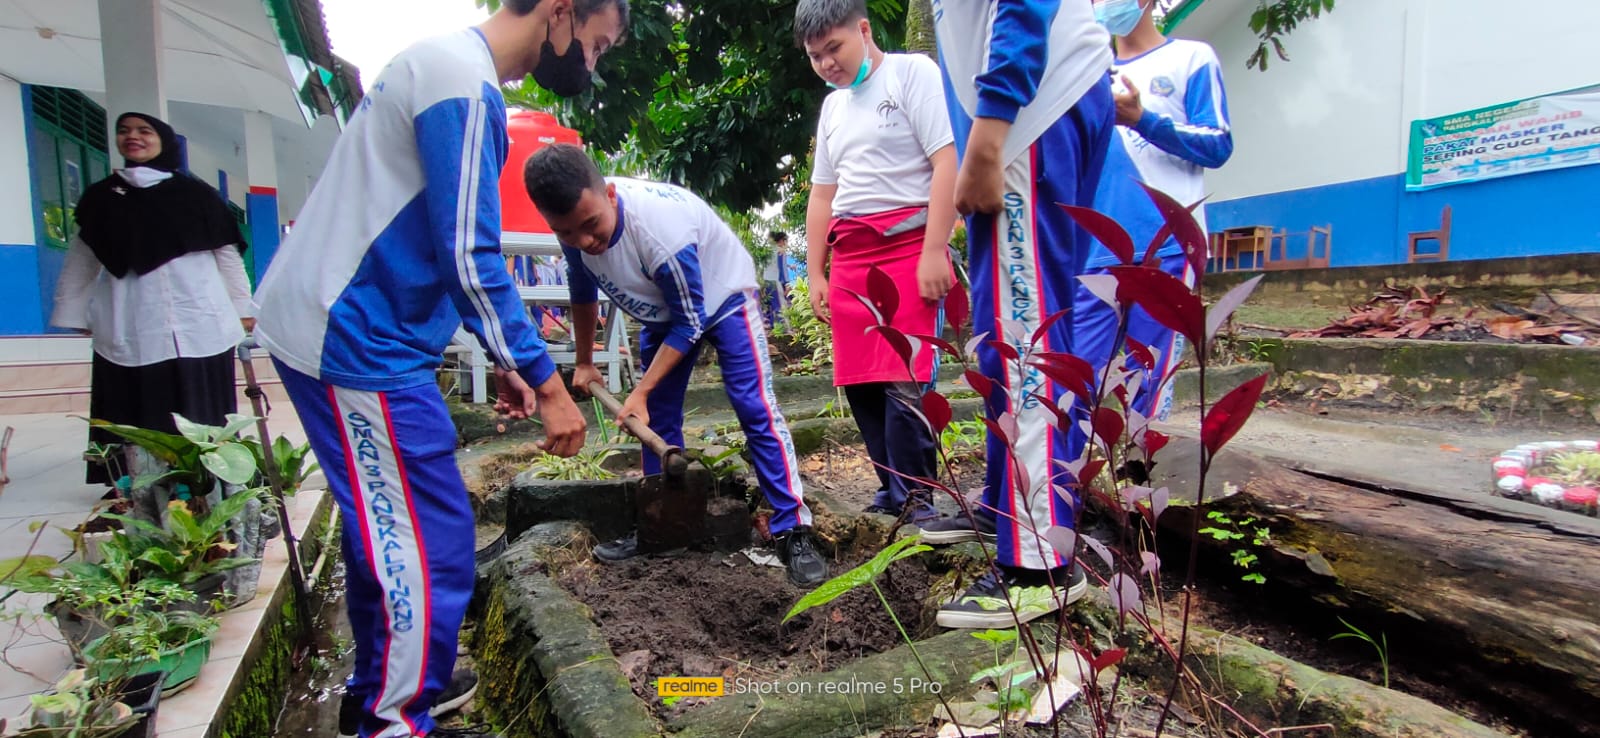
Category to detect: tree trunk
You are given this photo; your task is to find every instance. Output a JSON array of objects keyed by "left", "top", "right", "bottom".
[
  {"left": 905, "top": 0, "right": 936, "bottom": 59},
  {"left": 1152, "top": 439, "right": 1600, "bottom": 738}
]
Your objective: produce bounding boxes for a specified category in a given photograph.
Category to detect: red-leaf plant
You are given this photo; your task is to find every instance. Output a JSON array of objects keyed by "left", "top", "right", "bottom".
[{"left": 837, "top": 185, "right": 1280, "bottom": 737}]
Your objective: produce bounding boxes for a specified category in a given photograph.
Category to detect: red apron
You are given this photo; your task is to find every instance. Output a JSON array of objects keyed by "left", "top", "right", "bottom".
[{"left": 827, "top": 206, "right": 945, "bottom": 386}]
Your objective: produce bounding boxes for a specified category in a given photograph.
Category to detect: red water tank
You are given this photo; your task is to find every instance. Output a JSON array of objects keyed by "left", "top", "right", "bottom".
[{"left": 499, "top": 109, "right": 582, "bottom": 234}]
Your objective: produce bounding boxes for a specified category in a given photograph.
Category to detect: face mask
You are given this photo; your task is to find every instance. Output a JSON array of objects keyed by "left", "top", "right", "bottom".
[
  {"left": 533, "top": 16, "right": 592, "bottom": 97},
  {"left": 826, "top": 32, "right": 873, "bottom": 90},
  {"left": 1094, "top": 0, "right": 1145, "bottom": 37}
]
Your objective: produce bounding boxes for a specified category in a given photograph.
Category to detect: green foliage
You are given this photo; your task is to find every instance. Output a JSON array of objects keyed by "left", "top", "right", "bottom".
[
  {"left": 526, "top": 447, "right": 620, "bottom": 481},
  {"left": 1553, "top": 451, "right": 1600, "bottom": 484},
  {"left": 784, "top": 533, "right": 930, "bottom": 623},
  {"left": 716, "top": 204, "right": 783, "bottom": 270},
  {"left": 83, "top": 607, "right": 217, "bottom": 666},
  {"left": 1246, "top": 0, "right": 1336, "bottom": 70},
  {"left": 20, "top": 669, "right": 137, "bottom": 737},
  {"left": 493, "top": 0, "right": 908, "bottom": 213},
  {"left": 967, "top": 628, "right": 1034, "bottom": 718},
  {"left": 939, "top": 414, "right": 986, "bottom": 460},
  {"left": 688, "top": 445, "right": 747, "bottom": 481},
  {"left": 1200, "top": 510, "right": 1271, "bottom": 584},
  {"left": 1330, "top": 616, "right": 1390, "bottom": 689},
  {"left": 91, "top": 413, "right": 262, "bottom": 492},
  {"left": 778, "top": 279, "right": 832, "bottom": 374},
  {"left": 240, "top": 435, "right": 320, "bottom": 495},
  {"left": 105, "top": 491, "right": 265, "bottom": 587}
]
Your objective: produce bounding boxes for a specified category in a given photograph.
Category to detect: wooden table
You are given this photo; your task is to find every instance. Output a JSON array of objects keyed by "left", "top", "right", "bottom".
[{"left": 1208, "top": 226, "right": 1273, "bottom": 272}]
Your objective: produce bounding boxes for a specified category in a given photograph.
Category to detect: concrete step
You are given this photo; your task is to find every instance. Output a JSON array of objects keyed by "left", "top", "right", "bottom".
[{"left": 0, "top": 355, "right": 287, "bottom": 416}]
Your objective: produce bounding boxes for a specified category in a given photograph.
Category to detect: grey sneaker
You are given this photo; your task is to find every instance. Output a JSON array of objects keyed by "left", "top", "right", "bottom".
[
  {"left": 917, "top": 507, "right": 998, "bottom": 545},
  {"left": 935, "top": 566, "right": 1087, "bottom": 630}
]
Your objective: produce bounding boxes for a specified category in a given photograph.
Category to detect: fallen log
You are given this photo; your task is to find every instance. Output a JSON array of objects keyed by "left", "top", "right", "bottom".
[{"left": 1150, "top": 440, "right": 1600, "bottom": 737}]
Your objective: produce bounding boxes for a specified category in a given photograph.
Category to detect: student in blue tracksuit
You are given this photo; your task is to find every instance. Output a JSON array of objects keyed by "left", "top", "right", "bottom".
[
  {"left": 252, "top": 2, "right": 628, "bottom": 736},
  {"left": 1076, "top": 0, "right": 1234, "bottom": 422},
  {"left": 522, "top": 143, "right": 829, "bottom": 588},
  {"left": 916, "top": 0, "right": 1114, "bottom": 630}
]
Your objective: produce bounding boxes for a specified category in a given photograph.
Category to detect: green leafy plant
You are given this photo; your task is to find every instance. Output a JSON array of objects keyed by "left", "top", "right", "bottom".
[
  {"left": 15, "top": 669, "right": 138, "bottom": 737},
  {"left": 779, "top": 279, "right": 832, "bottom": 375},
  {"left": 969, "top": 628, "right": 1035, "bottom": 722},
  {"left": 90, "top": 413, "right": 261, "bottom": 493},
  {"left": 1200, "top": 511, "right": 1271, "bottom": 584},
  {"left": 240, "top": 435, "right": 320, "bottom": 495},
  {"left": 784, "top": 534, "right": 966, "bottom": 724},
  {"left": 1330, "top": 616, "right": 1390, "bottom": 689},
  {"left": 106, "top": 491, "right": 267, "bottom": 587},
  {"left": 1247, "top": 0, "right": 1338, "bottom": 71},
  {"left": 939, "top": 415, "right": 986, "bottom": 462},
  {"left": 815, "top": 388, "right": 850, "bottom": 419},
  {"left": 1552, "top": 451, "right": 1600, "bottom": 484},
  {"left": 689, "top": 444, "right": 748, "bottom": 482},
  {"left": 526, "top": 447, "right": 620, "bottom": 481},
  {"left": 82, "top": 607, "right": 216, "bottom": 667}
]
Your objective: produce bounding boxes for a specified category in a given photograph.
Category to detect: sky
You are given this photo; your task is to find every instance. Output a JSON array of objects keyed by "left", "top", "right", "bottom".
[{"left": 321, "top": 0, "right": 490, "bottom": 83}]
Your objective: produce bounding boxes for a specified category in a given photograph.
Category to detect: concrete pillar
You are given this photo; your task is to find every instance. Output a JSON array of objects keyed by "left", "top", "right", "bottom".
[
  {"left": 98, "top": 0, "right": 166, "bottom": 150},
  {"left": 242, "top": 111, "right": 281, "bottom": 284}
]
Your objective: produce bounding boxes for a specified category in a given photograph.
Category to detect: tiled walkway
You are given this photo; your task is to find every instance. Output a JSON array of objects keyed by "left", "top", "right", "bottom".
[{"left": 0, "top": 407, "right": 310, "bottom": 732}]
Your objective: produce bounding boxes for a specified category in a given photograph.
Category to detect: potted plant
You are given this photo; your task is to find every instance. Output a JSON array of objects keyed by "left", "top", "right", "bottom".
[
  {"left": 10, "top": 668, "right": 161, "bottom": 738},
  {"left": 83, "top": 608, "right": 217, "bottom": 697},
  {"left": 4, "top": 541, "right": 197, "bottom": 652},
  {"left": 106, "top": 490, "right": 265, "bottom": 610}
]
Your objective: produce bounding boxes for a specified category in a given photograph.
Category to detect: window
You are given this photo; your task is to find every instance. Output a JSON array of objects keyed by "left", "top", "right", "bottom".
[{"left": 28, "top": 86, "right": 110, "bottom": 250}]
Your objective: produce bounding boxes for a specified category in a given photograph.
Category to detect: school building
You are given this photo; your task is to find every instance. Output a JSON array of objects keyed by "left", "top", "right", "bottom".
[
  {"left": 1169, "top": 0, "right": 1600, "bottom": 268},
  {"left": 0, "top": 0, "right": 357, "bottom": 339}
]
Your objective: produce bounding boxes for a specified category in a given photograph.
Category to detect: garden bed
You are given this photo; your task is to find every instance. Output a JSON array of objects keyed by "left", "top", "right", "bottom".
[{"left": 556, "top": 545, "right": 937, "bottom": 721}]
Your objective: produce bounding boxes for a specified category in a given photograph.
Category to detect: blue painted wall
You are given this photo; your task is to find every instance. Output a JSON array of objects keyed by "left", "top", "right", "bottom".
[
  {"left": 1208, "top": 163, "right": 1600, "bottom": 267},
  {"left": 246, "top": 189, "right": 279, "bottom": 285},
  {"left": 0, "top": 244, "right": 44, "bottom": 335}
]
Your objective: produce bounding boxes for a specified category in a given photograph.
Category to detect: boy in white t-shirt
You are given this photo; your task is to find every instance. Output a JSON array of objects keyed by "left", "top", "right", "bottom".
[
  {"left": 523, "top": 143, "right": 828, "bottom": 588},
  {"left": 796, "top": 0, "right": 958, "bottom": 523}
]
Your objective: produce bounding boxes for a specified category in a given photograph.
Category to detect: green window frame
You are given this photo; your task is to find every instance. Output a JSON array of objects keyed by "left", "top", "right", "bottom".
[{"left": 27, "top": 86, "right": 110, "bottom": 250}]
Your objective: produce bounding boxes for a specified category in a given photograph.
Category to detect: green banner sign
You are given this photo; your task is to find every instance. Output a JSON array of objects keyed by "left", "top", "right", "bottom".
[{"left": 1406, "top": 85, "right": 1600, "bottom": 191}]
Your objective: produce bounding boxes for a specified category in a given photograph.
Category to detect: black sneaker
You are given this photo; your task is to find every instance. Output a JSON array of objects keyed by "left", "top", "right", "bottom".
[
  {"left": 593, "top": 533, "right": 642, "bottom": 563},
  {"left": 934, "top": 565, "right": 1087, "bottom": 630},
  {"left": 425, "top": 726, "right": 503, "bottom": 737},
  {"left": 430, "top": 669, "right": 478, "bottom": 717},
  {"left": 337, "top": 690, "right": 363, "bottom": 738},
  {"left": 337, "top": 670, "right": 478, "bottom": 737},
  {"left": 917, "top": 506, "right": 998, "bottom": 545},
  {"left": 862, "top": 504, "right": 899, "bottom": 515},
  {"left": 474, "top": 533, "right": 507, "bottom": 568},
  {"left": 774, "top": 526, "right": 828, "bottom": 587}
]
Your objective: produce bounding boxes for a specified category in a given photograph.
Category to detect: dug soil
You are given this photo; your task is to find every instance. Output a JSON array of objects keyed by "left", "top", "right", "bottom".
[{"left": 557, "top": 548, "right": 934, "bottom": 719}]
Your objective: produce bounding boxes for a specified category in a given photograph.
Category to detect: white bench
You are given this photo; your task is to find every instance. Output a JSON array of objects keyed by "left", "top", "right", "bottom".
[{"left": 447, "top": 231, "right": 633, "bottom": 401}]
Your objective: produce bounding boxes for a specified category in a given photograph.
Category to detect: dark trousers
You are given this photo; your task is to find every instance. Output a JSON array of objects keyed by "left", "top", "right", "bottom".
[{"left": 845, "top": 382, "right": 938, "bottom": 512}]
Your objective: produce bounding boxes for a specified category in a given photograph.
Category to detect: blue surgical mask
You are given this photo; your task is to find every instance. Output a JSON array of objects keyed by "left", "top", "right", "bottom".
[
  {"left": 1094, "top": 0, "right": 1145, "bottom": 37},
  {"left": 826, "top": 32, "right": 873, "bottom": 90}
]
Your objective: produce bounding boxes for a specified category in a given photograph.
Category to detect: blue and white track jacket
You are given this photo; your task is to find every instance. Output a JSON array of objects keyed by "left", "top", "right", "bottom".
[
  {"left": 932, "top": 0, "right": 1112, "bottom": 163},
  {"left": 563, "top": 178, "right": 758, "bottom": 354},
  {"left": 254, "top": 29, "right": 556, "bottom": 391}
]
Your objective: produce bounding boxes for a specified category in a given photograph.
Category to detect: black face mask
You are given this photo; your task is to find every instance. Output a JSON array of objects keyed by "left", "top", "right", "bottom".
[{"left": 533, "top": 16, "right": 592, "bottom": 97}]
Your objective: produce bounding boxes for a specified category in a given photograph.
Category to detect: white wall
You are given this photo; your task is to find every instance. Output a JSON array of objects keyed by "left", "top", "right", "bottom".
[
  {"left": 1194, "top": 0, "right": 1600, "bottom": 202},
  {"left": 0, "top": 75, "right": 36, "bottom": 244},
  {"left": 1195, "top": 0, "right": 1408, "bottom": 201}
]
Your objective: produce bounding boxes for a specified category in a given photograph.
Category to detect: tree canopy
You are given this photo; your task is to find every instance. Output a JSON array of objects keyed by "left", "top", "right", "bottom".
[{"left": 479, "top": 0, "right": 1330, "bottom": 218}]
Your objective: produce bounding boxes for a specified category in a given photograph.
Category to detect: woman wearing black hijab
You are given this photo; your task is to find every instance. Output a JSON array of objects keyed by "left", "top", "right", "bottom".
[{"left": 51, "top": 112, "right": 255, "bottom": 486}]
